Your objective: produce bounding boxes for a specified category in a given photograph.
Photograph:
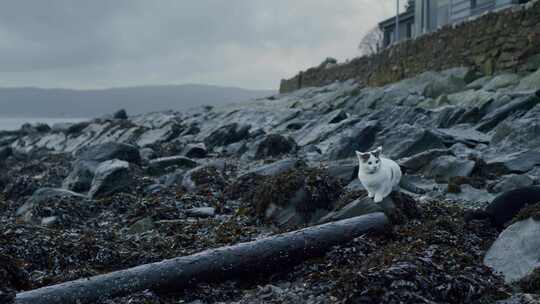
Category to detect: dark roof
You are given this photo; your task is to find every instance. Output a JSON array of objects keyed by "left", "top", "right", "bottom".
[{"left": 378, "top": 10, "right": 415, "bottom": 29}]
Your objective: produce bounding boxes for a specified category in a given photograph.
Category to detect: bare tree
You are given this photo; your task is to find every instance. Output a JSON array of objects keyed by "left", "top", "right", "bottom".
[{"left": 358, "top": 26, "right": 383, "bottom": 56}]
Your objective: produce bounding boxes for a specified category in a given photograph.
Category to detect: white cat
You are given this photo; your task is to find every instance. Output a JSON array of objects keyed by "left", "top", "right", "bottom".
[{"left": 356, "top": 146, "right": 402, "bottom": 203}]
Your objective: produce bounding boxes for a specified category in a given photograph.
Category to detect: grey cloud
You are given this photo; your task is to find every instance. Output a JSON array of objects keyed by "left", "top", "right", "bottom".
[{"left": 0, "top": 1, "right": 396, "bottom": 89}]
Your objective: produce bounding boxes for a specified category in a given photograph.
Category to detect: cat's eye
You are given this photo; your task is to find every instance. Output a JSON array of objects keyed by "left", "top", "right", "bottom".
[{"left": 368, "top": 162, "right": 372, "bottom": 165}]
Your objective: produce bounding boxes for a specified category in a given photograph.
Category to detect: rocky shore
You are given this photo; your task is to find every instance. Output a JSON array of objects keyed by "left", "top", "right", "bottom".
[{"left": 1, "top": 67, "right": 540, "bottom": 303}]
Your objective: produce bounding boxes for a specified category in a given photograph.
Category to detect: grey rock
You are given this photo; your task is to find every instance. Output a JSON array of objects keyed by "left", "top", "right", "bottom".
[
  {"left": 399, "top": 149, "right": 450, "bottom": 172},
  {"left": 136, "top": 123, "right": 182, "bottom": 147},
  {"left": 243, "top": 158, "right": 302, "bottom": 177},
  {"left": 376, "top": 124, "right": 447, "bottom": 159},
  {"left": 254, "top": 134, "right": 297, "bottom": 160},
  {"left": 204, "top": 123, "right": 251, "bottom": 149},
  {"left": 326, "top": 120, "right": 379, "bottom": 160},
  {"left": 483, "top": 73, "right": 520, "bottom": 91},
  {"left": 484, "top": 218, "right": 540, "bottom": 283},
  {"left": 181, "top": 143, "right": 208, "bottom": 159},
  {"left": 88, "top": 160, "right": 132, "bottom": 199},
  {"left": 0, "top": 146, "right": 12, "bottom": 161},
  {"left": 325, "top": 158, "right": 358, "bottom": 183},
  {"left": 484, "top": 150, "right": 540, "bottom": 175},
  {"left": 318, "top": 196, "right": 395, "bottom": 224},
  {"left": 76, "top": 142, "right": 141, "bottom": 165},
  {"left": 465, "top": 75, "right": 493, "bottom": 90},
  {"left": 489, "top": 174, "right": 534, "bottom": 193},
  {"left": 147, "top": 156, "right": 198, "bottom": 175},
  {"left": 16, "top": 188, "right": 88, "bottom": 221},
  {"left": 345, "top": 179, "right": 365, "bottom": 192},
  {"left": 139, "top": 147, "right": 156, "bottom": 161},
  {"left": 40, "top": 216, "right": 59, "bottom": 227},
  {"left": 163, "top": 169, "right": 186, "bottom": 187},
  {"left": 62, "top": 160, "right": 99, "bottom": 193},
  {"left": 185, "top": 207, "right": 215, "bottom": 218},
  {"left": 113, "top": 109, "right": 128, "bottom": 120},
  {"left": 476, "top": 95, "right": 540, "bottom": 132},
  {"left": 425, "top": 155, "right": 475, "bottom": 182},
  {"left": 496, "top": 294, "right": 540, "bottom": 304},
  {"left": 517, "top": 69, "right": 540, "bottom": 91}
]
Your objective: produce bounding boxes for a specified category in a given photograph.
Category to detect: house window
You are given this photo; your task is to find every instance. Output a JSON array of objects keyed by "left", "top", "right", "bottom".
[
  {"left": 406, "top": 22, "right": 413, "bottom": 38},
  {"left": 471, "top": 0, "right": 494, "bottom": 8}
]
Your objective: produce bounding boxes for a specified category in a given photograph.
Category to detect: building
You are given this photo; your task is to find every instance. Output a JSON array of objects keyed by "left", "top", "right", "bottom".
[{"left": 379, "top": 0, "right": 529, "bottom": 48}]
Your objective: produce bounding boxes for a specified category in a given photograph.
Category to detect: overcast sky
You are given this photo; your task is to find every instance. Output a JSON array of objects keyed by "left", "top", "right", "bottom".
[{"left": 0, "top": 1, "right": 399, "bottom": 90}]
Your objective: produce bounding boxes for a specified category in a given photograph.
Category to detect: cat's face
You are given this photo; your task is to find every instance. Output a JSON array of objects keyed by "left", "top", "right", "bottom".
[{"left": 356, "top": 147, "right": 382, "bottom": 174}]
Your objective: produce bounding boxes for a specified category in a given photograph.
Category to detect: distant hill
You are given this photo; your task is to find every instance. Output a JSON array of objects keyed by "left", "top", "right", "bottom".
[{"left": 0, "top": 84, "right": 276, "bottom": 118}]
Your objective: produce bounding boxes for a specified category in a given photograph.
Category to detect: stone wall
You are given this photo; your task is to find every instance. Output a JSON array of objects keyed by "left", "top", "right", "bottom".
[{"left": 279, "top": 1, "right": 540, "bottom": 93}]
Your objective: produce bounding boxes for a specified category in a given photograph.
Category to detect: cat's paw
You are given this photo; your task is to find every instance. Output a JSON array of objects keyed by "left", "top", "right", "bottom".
[
  {"left": 373, "top": 195, "right": 383, "bottom": 203},
  {"left": 368, "top": 192, "right": 374, "bottom": 198}
]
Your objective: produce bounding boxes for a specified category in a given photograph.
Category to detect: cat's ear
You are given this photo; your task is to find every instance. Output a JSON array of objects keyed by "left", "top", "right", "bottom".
[{"left": 372, "top": 146, "right": 382, "bottom": 158}]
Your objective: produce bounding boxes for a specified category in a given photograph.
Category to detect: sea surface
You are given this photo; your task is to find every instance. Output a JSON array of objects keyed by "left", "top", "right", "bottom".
[{"left": 0, "top": 117, "right": 88, "bottom": 131}]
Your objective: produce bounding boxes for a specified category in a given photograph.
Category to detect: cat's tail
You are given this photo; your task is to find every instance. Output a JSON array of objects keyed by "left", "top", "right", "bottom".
[{"left": 399, "top": 175, "right": 426, "bottom": 194}]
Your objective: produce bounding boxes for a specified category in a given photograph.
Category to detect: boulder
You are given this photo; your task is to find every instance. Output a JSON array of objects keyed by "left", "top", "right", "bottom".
[
  {"left": 326, "top": 120, "right": 379, "bottom": 160},
  {"left": 162, "top": 169, "right": 186, "bottom": 188},
  {"left": 484, "top": 150, "right": 540, "bottom": 175},
  {"left": 318, "top": 196, "right": 395, "bottom": 224},
  {"left": 376, "top": 124, "right": 447, "bottom": 159},
  {"left": 88, "top": 160, "right": 132, "bottom": 199},
  {"left": 425, "top": 155, "right": 475, "bottom": 182},
  {"left": 139, "top": 147, "right": 156, "bottom": 161},
  {"left": 185, "top": 207, "right": 216, "bottom": 218},
  {"left": 136, "top": 123, "right": 182, "bottom": 147},
  {"left": 129, "top": 217, "right": 155, "bottom": 234},
  {"left": 113, "top": 109, "right": 128, "bottom": 120},
  {"left": 181, "top": 143, "right": 208, "bottom": 159},
  {"left": 204, "top": 123, "right": 251, "bottom": 149},
  {"left": 15, "top": 188, "right": 88, "bottom": 224},
  {"left": 254, "top": 134, "right": 297, "bottom": 160},
  {"left": 76, "top": 142, "right": 141, "bottom": 165},
  {"left": 181, "top": 164, "right": 226, "bottom": 192},
  {"left": 242, "top": 158, "right": 304, "bottom": 178},
  {"left": 484, "top": 218, "right": 540, "bottom": 283},
  {"left": 147, "top": 156, "right": 198, "bottom": 175},
  {"left": 325, "top": 159, "right": 358, "bottom": 183},
  {"left": 517, "top": 69, "right": 540, "bottom": 91},
  {"left": 399, "top": 149, "right": 450, "bottom": 172},
  {"left": 476, "top": 95, "right": 540, "bottom": 132},
  {"left": 489, "top": 174, "right": 535, "bottom": 193},
  {"left": 0, "top": 146, "right": 12, "bottom": 162},
  {"left": 482, "top": 73, "right": 520, "bottom": 91},
  {"left": 62, "top": 160, "right": 99, "bottom": 193}
]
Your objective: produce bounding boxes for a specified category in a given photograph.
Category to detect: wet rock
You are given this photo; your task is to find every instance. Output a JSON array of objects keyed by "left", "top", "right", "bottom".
[
  {"left": 476, "top": 95, "right": 540, "bottom": 132},
  {"left": 326, "top": 120, "right": 379, "bottom": 160},
  {"left": 76, "top": 142, "right": 141, "bottom": 165},
  {"left": 489, "top": 174, "right": 535, "bottom": 193},
  {"left": 425, "top": 155, "right": 476, "bottom": 182},
  {"left": 496, "top": 293, "right": 540, "bottom": 304},
  {"left": 16, "top": 188, "right": 88, "bottom": 224},
  {"left": 147, "top": 156, "right": 198, "bottom": 175},
  {"left": 399, "top": 148, "right": 450, "bottom": 172},
  {"left": 484, "top": 150, "right": 540, "bottom": 175},
  {"left": 0, "top": 146, "right": 13, "bottom": 162},
  {"left": 136, "top": 123, "right": 182, "bottom": 147},
  {"left": 483, "top": 73, "right": 520, "bottom": 91},
  {"left": 242, "top": 158, "right": 304, "bottom": 177},
  {"left": 113, "top": 109, "right": 128, "bottom": 120},
  {"left": 88, "top": 160, "right": 132, "bottom": 199},
  {"left": 484, "top": 218, "right": 540, "bottom": 283},
  {"left": 181, "top": 143, "right": 208, "bottom": 159},
  {"left": 185, "top": 207, "right": 215, "bottom": 218},
  {"left": 318, "top": 196, "right": 395, "bottom": 224},
  {"left": 517, "top": 69, "right": 540, "bottom": 91},
  {"left": 139, "top": 147, "right": 156, "bottom": 161},
  {"left": 182, "top": 165, "right": 226, "bottom": 192},
  {"left": 325, "top": 159, "right": 358, "bottom": 183},
  {"left": 204, "top": 123, "right": 251, "bottom": 149},
  {"left": 62, "top": 160, "right": 99, "bottom": 193},
  {"left": 251, "top": 168, "right": 343, "bottom": 227},
  {"left": 254, "top": 134, "right": 297, "bottom": 160},
  {"left": 376, "top": 124, "right": 447, "bottom": 159},
  {"left": 162, "top": 169, "right": 186, "bottom": 187}
]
